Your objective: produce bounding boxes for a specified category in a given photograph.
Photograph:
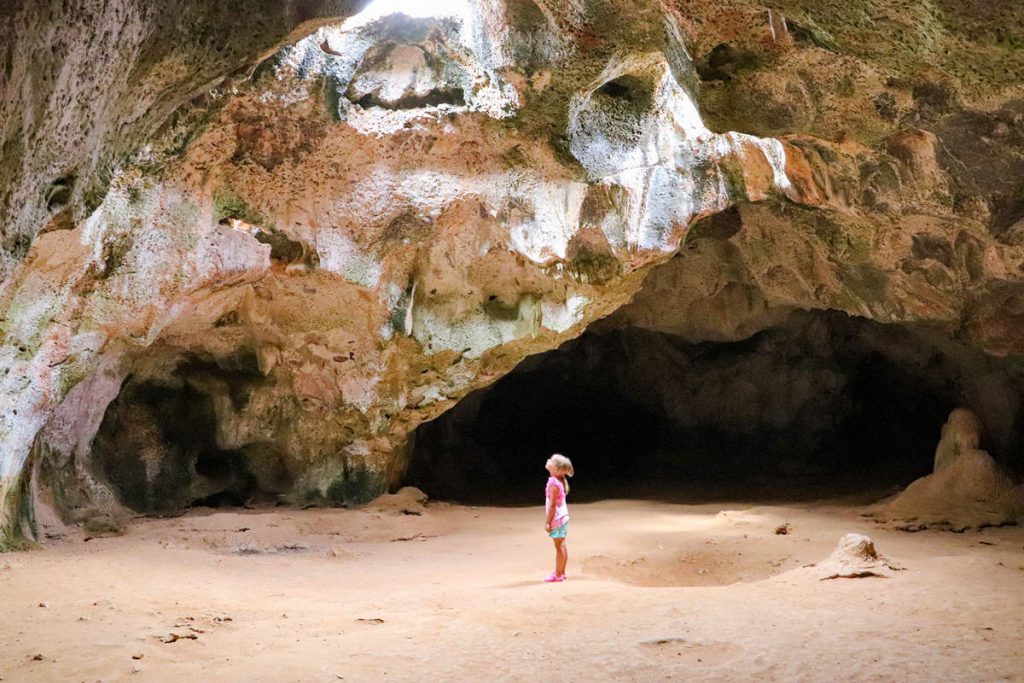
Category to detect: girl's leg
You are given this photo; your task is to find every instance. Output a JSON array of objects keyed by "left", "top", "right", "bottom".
[{"left": 554, "top": 538, "right": 567, "bottom": 576}]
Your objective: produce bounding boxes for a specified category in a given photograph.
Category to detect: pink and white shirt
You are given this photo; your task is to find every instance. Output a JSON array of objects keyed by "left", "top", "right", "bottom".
[{"left": 545, "top": 476, "right": 569, "bottom": 529}]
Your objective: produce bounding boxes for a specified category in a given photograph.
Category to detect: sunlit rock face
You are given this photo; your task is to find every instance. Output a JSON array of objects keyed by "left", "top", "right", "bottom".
[
  {"left": 2, "top": 0, "right": 1024, "bottom": 542},
  {"left": 0, "top": 1, "right": 370, "bottom": 279}
]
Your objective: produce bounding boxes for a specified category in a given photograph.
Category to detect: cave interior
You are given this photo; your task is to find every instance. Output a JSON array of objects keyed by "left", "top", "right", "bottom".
[
  {"left": 406, "top": 310, "right": 1024, "bottom": 504},
  {"left": 85, "top": 308, "right": 1024, "bottom": 511}
]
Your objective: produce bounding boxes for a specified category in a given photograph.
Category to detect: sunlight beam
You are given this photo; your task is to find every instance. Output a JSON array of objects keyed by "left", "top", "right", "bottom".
[{"left": 344, "top": 0, "right": 471, "bottom": 30}]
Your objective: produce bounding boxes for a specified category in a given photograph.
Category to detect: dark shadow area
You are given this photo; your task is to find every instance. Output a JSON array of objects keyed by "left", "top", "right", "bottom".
[
  {"left": 354, "top": 87, "right": 466, "bottom": 110},
  {"left": 406, "top": 310, "right": 1024, "bottom": 505},
  {"left": 408, "top": 365, "right": 667, "bottom": 505},
  {"left": 89, "top": 352, "right": 271, "bottom": 514}
]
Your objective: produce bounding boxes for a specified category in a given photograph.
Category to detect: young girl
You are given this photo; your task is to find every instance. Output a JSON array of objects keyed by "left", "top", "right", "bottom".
[{"left": 543, "top": 453, "right": 574, "bottom": 582}]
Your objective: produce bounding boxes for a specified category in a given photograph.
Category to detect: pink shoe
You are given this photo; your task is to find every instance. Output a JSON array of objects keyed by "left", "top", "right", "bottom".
[{"left": 544, "top": 572, "right": 566, "bottom": 583}]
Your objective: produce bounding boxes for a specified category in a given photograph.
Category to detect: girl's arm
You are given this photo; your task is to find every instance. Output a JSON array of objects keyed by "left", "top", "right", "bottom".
[{"left": 545, "top": 483, "right": 557, "bottom": 530}]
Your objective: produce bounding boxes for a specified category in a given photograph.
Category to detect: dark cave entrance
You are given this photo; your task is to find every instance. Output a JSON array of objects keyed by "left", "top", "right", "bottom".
[
  {"left": 407, "top": 361, "right": 668, "bottom": 504},
  {"left": 89, "top": 353, "right": 276, "bottom": 514},
  {"left": 406, "top": 310, "right": 1022, "bottom": 504}
]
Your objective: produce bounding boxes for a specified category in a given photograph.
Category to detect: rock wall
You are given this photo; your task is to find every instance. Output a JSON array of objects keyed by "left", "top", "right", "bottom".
[
  {"left": 2, "top": 0, "right": 1024, "bottom": 544},
  {"left": 0, "top": 0, "right": 377, "bottom": 547},
  {"left": 0, "top": 0, "right": 370, "bottom": 277}
]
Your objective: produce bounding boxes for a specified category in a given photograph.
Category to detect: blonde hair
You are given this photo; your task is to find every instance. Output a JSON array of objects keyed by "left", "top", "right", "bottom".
[{"left": 547, "top": 453, "right": 574, "bottom": 493}]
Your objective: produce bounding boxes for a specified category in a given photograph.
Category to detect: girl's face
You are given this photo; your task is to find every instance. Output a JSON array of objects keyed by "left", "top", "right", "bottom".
[{"left": 546, "top": 461, "right": 561, "bottom": 476}]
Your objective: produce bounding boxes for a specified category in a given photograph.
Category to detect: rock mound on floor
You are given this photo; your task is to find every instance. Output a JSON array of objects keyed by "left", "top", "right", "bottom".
[
  {"left": 869, "top": 409, "right": 1024, "bottom": 531},
  {"left": 367, "top": 487, "right": 428, "bottom": 515},
  {"left": 804, "top": 533, "right": 904, "bottom": 580}
]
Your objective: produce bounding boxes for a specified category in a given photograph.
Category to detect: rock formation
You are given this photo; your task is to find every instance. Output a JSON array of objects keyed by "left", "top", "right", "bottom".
[
  {"left": 803, "top": 533, "right": 903, "bottom": 580},
  {"left": 933, "top": 408, "right": 983, "bottom": 472},
  {"left": 870, "top": 409, "right": 1024, "bottom": 531},
  {"left": 2, "top": 0, "right": 1024, "bottom": 545}
]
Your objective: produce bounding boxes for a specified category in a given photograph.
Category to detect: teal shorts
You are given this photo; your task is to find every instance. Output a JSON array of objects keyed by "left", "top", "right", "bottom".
[{"left": 548, "top": 522, "right": 568, "bottom": 539}]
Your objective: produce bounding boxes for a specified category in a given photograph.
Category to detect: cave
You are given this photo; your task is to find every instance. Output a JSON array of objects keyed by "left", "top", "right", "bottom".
[
  {"left": 88, "top": 352, "right": 279, "bottom": 513},
  {"left": 3, "top": 0, "right": 1024, "bottom": 680},
  {"left": 407, "top": 310, "right": 1021, "bottom": 504}
]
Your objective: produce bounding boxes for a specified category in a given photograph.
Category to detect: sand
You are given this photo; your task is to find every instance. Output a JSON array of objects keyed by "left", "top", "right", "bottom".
[{"left": 1, "top": 496, "right": 1023, "bottom": 682}]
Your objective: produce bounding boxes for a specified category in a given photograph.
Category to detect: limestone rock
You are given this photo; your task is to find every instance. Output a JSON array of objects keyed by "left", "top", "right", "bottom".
[
  {"left": 933, "top": 408, "right": 983, "bottom": 472},
  {"left": 870, "top": 408, "right": 1024, "bottom": 531},
  {"left": 805, "top": 533, "right": 903, "bottom": 580},
  {"left": 884, "top": 129, "right": 945, "bottom": 186},
  {"left": 368, "top": 486, "right": 428, "bottom": 515},
  {"left": 871, "top": 449, "right": 1024, "bottom": 532},
  {"left": 0, "top": 0, "right": 362, "bottom": 278}
]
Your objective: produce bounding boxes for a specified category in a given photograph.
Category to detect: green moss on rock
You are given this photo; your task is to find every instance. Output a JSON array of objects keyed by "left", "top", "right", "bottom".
[
  {"left": 213, "top": 189, "right": 266, "bottom": 226},
  {"left": 325, "top": 462, "right": 385, "bottom": 506},
  {"left": 0, "top": 465, "right": 38, "bottom": 552}
]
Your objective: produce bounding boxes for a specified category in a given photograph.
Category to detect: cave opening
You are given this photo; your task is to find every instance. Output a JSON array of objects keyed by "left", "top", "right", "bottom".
[
  {"left": 406, "top": 310, "right": 1020, "bottom": 505},
  {"left": 88, "top": 353, "right": 271, "bottom": 515},
  {"left": 344, "top": 0, "right": 471, "bottom": 29}
]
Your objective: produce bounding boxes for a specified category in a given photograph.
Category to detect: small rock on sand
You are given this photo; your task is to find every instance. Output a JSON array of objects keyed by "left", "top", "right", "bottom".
[
  {"left": 368, "top": 487, "right": 428, "bottom": 515},
  {"left": 805, "top": 533, "right": 904, "bottom": 580}
]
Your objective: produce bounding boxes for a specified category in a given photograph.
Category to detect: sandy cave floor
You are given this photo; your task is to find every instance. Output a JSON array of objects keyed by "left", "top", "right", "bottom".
[{"left": 1, "top": 497, "right": 1023, "bottom": 683}]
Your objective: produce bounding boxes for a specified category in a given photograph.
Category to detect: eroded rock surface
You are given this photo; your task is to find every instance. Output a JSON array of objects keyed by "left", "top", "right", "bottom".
[{"left": 2, "top": 0, "right": 1024, "bottom": 544}]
